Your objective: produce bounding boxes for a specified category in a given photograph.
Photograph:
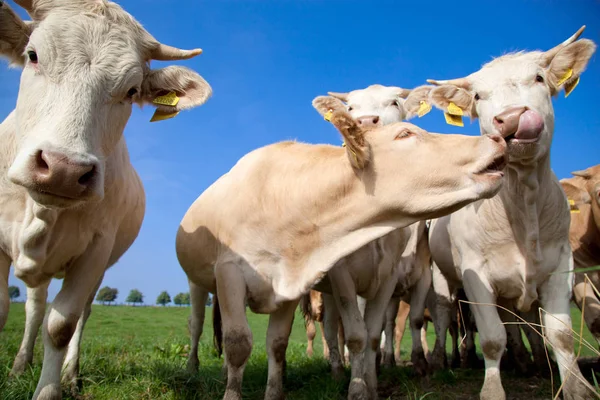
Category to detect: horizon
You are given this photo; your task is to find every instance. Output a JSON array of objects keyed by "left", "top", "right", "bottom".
[{"left": 2, "top": 0, "right": 599, "bottom": 306}]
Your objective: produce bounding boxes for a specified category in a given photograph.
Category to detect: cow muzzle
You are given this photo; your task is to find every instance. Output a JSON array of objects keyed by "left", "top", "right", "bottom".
[
  {"left": 8, "top": 146, "right": 103, "bottom": 206},
  {"left": 493, "top": 107, "right": 544, "bottom": 143}
]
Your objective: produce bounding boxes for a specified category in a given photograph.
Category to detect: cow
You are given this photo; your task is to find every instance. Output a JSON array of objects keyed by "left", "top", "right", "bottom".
[
  {"left": 0, "top": 1, "right": 211, "bottom": 399},
  {"left": 176, "top": 104, "right": 507, "bottom": 400},
  {"left": 421, "top": 25, "right": 596, "bottom": 399},
  {"left": 560, "top": 164, "right": 600, "bottom": 345}
]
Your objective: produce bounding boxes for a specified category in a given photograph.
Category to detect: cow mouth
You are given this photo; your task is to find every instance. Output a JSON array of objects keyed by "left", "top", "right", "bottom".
[
  {"left": 475, "top": 154, "right": 507, "bottom": 176},
  {"left": 28, "top": 189, "right": 82, "bottom": 208}
]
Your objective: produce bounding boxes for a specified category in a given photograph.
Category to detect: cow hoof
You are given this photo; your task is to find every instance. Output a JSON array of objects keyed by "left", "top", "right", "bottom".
[
  {"left": 429, "top": 349, "right": 446, "bottom": 371},
  {"left": 480, "top": 378, "right": 505, "bottom": 400},
  {"left": 450, "top": 354, "right": 461, "bottom": 369},
  {"left": 561, "top": 376, "right": 596, "bottom": 400},
  {"left": 381, "top": 353, "right": 395, "bottom": 368},
  {"left": 331, "top": 365, "right": 345, "bottom": 381},
  {"left": 33, "top": 384, "right": 62, "bottom": 400},
  {"left": 186, "top": 357, "right": 199, "bottom": 374},
  {"left": 223, "top": 389, "right": 242, "bottom": 400},
  {"left": 412, "top": 350, "right": 429, "bottom": 376},
  {"left": 348, "top": 378, "right": 369, "bottom": 400},
  {"left": 9, "top": 356, "right": 29, "bottom": 378}
]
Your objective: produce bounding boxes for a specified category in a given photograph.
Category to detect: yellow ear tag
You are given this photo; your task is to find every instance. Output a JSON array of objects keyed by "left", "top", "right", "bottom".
[
  {"left": 557, "top": 68, "right": 573, "bottom": 87},
  {"left": 444, "top": 113, "right": 464, "bottom": 127},
  {"left": 150, "top": 109, "right": 179, "bottom": 122},
  {"left": 417, "top": 101, "right": 432, "bottom": 118},
  {"left": 152, "top": 91, "right": 180, "bottom": 107},
  {"left": 447, "top": 102, "right": 463, "bottom": 116},
  {"left": 568, "top": 198, "right": 581, "bottom": 213},
  {"left": 564, "top": 76, "right": 580, "bottom": 98},
  {"left": 324, "top": 109, "right": 333, "bottom": 122}
]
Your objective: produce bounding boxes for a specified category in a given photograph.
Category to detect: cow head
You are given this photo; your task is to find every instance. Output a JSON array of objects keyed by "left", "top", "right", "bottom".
[
  {"left": 572, "top": 165, "right": 600, "bottom": 229},
  {"left": 0, "top": 0, "right": 212, "bottom": 208},
  {"left": 426, "top": 26, "right": 596, "bottom": 164},
  {"left": 327, "top": 110, "right": 507, "bottom": 219},
  {"left": 313, "top": 84, "right": 413, "bottom": 127}
]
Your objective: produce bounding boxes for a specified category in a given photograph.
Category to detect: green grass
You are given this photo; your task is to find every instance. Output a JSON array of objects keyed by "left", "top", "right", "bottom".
[{"left": 0, "top": 302, "right": 597, "bottom": 399}]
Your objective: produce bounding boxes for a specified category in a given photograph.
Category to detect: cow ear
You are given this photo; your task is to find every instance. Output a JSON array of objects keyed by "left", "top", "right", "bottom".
[
  {"left": 429, "top": 85, "right": 476, "bottom": 118},
  {"left": 561, "top": 180, "right": 591, "bottom": 205},
  {"left": 0, "top": 3, "right": 34, "bottom": 66},
  {"left": 547, "top": 39, "right": 596, "bottom": 96},
  {"left": 330, "top": 111, "right": 370, "bottom": 169},
  {"left": 403, "top": 85, "right": 434, "bottom": 120},
  {"left": 312, "top": 96, "right": 346, "bottom": 119},
  {"left": 141, "top": 66, "right": 212, "bottom": 112}
]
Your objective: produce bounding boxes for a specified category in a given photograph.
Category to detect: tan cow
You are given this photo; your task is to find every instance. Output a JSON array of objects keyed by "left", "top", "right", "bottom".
[
  {"left": 0, "top": 1, "right": 211, "bottom": 399},
  {"left": 423, "top": 26, "right": 596, "bottom": 399},
  {"left": 176, "top": 106, "right": 507, "bottom": 400},
  {"left": 561, "top": 164, "right": 600, "bottom": 343}
]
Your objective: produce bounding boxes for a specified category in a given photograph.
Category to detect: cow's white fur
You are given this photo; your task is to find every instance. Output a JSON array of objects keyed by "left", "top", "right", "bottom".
[
  {"left": 425, "top": 26, "right": 596, "bottom": 399},
  {"left": 0, "top": 1, "right": 211, "bottom": 399}
]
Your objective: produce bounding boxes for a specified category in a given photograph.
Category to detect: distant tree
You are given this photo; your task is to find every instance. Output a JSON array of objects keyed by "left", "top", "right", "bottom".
[
  {"left": 206, "top": 295, "right": 212, "bottom": 307},
  {"left": 126, "top": 289, "right": 144, "bottom": 306},
  {"left": 96, "top": 286, "right": 118, "bottom": 305},
  {"left": 173, "top": 292, "right": 185, "bottom": 306},
  {"left": 8, "top": 286, "right": 20, "bottom": 301},
  {"left": 156, "top": 291, "right": 171, "bottom": 306}
]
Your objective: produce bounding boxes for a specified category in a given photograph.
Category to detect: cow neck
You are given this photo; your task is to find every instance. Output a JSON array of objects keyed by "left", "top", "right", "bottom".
[{"left": 498, "top": 153, "right": 553, "bottom": 311}]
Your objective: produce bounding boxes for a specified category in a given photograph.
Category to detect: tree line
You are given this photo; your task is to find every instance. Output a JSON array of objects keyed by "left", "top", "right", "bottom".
[{"left": 8, "top": 285, "right": 214, "bottom": 307}]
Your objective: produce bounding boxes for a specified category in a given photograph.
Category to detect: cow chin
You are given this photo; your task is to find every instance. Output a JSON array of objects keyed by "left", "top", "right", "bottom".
[{"left": 27, "top": 190, "right": 94, "bottom": 209}]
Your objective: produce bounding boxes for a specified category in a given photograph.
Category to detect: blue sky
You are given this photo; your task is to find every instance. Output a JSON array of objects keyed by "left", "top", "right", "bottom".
[{"left": 2, "top": 0, "right": 599, "bottom": 305}]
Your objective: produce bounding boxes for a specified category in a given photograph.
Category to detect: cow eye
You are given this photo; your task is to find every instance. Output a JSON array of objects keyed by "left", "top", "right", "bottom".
[
  {"left": 474, "top": 93, "right": 480, "bottom": 101},
  {"left": 395, "top": 129, "right": 413, "bottom": 140},
  {"left": 347, "top": 106, "right": 353, "bottom": 112},
  {"left": 27, "top": 50, "right": 38, "bottom": 64},
  {"left": 535, "top": 75, "right": 544, "bottom": 83},
  {"left": 126, "top": 87, "right": 138, "bottom": 99}
]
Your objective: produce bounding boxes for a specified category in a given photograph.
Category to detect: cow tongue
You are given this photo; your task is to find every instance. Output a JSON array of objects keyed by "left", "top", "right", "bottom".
[{"left": 514, "top": 110, "right": 544, "bottom": 140}]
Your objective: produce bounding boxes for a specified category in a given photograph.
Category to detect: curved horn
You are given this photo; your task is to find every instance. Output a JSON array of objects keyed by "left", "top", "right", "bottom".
[
  {"left": 327, "top": 91, "right": 349, "bottom": 102},
  {"left": 426, "top": 78, "right": 471, "bottom": 90},
  {"left": 543, "top": 25, "right": 586, "bottom": 65},
  {"left": 151, "top": 43, "right": 203, "bottom": 61},
  {"left": 572, "top": 168, "right": 592, "bottom": 179}
]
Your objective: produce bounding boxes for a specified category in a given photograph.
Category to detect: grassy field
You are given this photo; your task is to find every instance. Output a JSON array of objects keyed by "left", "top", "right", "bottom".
[{"left": 0, "top": 302, "right": 598, "bottom": 400}]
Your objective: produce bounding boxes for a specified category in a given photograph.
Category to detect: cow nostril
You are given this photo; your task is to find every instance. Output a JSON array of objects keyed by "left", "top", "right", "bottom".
[
  {"left": 494, "top": 117, "right": 504, "bottom": 125},
  {"left": 35, "top": 151, "right": 49, "bottom": 172},
  {"left": 372, "top": 116, "right": 380, "bottom": 124},
  {"left": 78, "top": 166, "right": 96, "bottom": 186}
]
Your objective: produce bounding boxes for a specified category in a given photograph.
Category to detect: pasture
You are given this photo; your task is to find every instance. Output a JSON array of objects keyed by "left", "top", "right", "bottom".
[{"left": 0, "top": 302, "right": 597, "bottom": 400}]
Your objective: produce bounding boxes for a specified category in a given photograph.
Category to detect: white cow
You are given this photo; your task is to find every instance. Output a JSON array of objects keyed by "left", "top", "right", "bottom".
[
  {"left": 176, "top": 106, "right": 507, "bottom": 400},
  {"left": 0, "top": 1, "right": 211, "bottom": 399},
  {"left": 423, "top": 26, "right": 596, "bottom": 399}
]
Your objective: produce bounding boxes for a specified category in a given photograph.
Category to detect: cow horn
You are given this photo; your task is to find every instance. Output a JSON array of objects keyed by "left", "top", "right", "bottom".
[
  {"left": 327, "top": 92, "right": 349, "bottom": 102},
  {"left": 572, "top": 168, "right": 592, "bottom": 179},
  {"left": 543, "top": 25, "right": 586, "bottom": 65},
  {"left": 426, "top": 78, "right": 471, "bottom": 90},
  {"left": 151, "top": 43, "right": 202, "bottom": 61}
]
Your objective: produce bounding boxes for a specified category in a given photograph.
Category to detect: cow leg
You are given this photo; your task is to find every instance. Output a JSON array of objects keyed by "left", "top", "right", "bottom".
[
  {"left": 448, "top": 312, "right": 460, "bottom": 368},
  {"left": 363, "top": 276, "right": 398, "bottom": 400},
  {"left": 519, "top": 302, "right": 555, "bottom": 377},
  {"left": 216, "top": 261, "right": 252, "bottom": 400},
  {"left": 0, "top": 251, "right": 11, "bottom": 332},
  {"left": 306, "top": 318, "right": 316, "bottom": 358},
  {"left": 329, "top": 270, "right": 368, "bottom": 400},
  {"left": 33, "top": 237, "right": 113, "bottom": 400},
  {"left": 498, "top": 300, "right": 533, "bottom": 376},
  {"left": 186, "top": 280, "right": 209, "bottom": 373},
  {"left": 381, "top": 298, "right": 399, "bottom": 368},
  {"left": 319, "top": 321, "right": 329, "bottom": 359},
  {"left": 61, "top": 275, "right": 103, "bottom": 395},
  {"left": 430, "top": 262, "right": 453, "bottom": 371},
  {"left": 394, "top": 301, "right": 410, "bottom": 364},
  {"left": 264, "top": 299, "right": 297, "bottom": 400},
  {"left": 573, "top": 279, "right": 600, "bottom": 347},
  {"left": 408, "top": 264, "right": 432, "bottom": 376},
  {"left": 421, "top": 320, "right": 430, "bottom": 361},
  {"left": 10, "top": 283, "right": 49, "bottom": 376},
  {"left": 458, "top": 295, "right": 482, "bottom": 369},
  {"left": 539, "top": 250, "right": 595, "bottom": 400},
  {"left": 461, "top": 269, "right": 506, "bottom": 400},
  {"left": 322, "top": 293, "right": 344, "bottom": 380}
]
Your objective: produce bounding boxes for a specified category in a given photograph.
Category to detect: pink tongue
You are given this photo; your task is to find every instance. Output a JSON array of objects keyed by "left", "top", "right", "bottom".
[{"left": 515, "top": 110, "right": 544, "bottom": 140}]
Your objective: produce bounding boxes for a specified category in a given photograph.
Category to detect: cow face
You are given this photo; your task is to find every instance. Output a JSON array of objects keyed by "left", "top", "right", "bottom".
[
  {"left": 427, "top": 26, "right": 596, "bottom": 164},
  {"left": 326, "top": 109, "right": 507, "bottom": 220},
  {"left": 1, "top": 0, "right": 212, "bottom": 208}
]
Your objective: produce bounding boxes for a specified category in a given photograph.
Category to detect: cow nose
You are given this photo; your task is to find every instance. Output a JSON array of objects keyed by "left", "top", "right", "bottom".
[
  {"left": 493, "top": 106, "right": 527, "bottom": 138},
  {"left": 31, "top": 150, "right": 98, "bottom": 198},
  {"left": 357, "top": 115, "right": 380, "bottom": 127}
]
